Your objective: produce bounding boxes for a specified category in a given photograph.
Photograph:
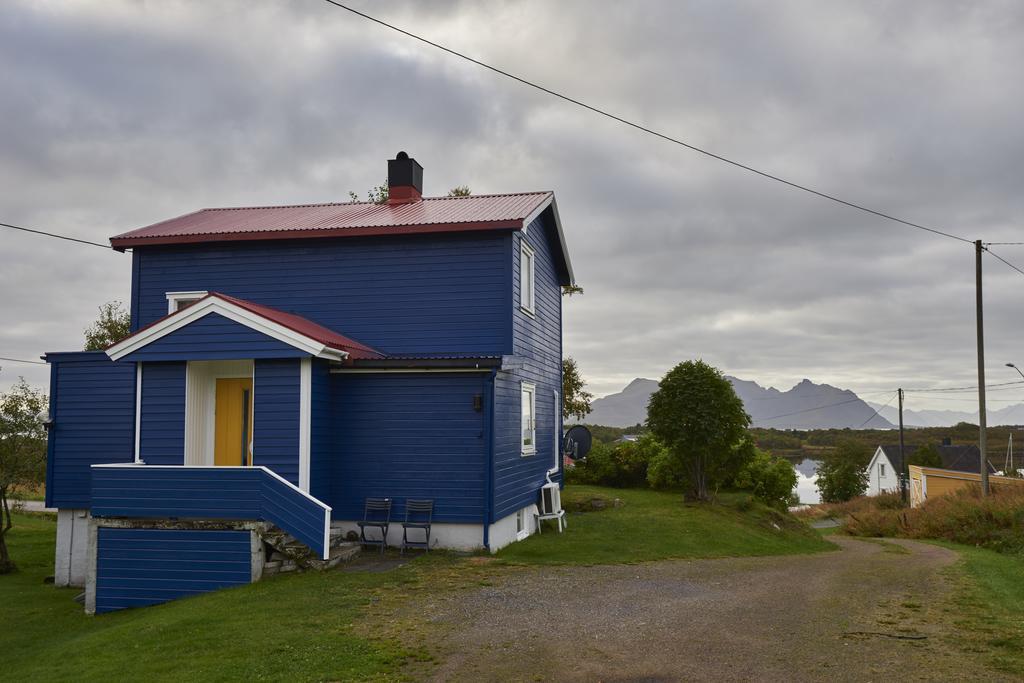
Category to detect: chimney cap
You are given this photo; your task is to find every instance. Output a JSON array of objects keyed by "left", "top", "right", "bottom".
[{"left": 387, "top": 152, "right": 423, "bottom": 204}]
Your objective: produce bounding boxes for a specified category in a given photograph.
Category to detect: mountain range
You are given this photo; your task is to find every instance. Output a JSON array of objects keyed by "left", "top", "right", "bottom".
[
  {"left": 582, "top": 377, "right": 1024, "bottom": 430},
  {"left": 864, "top": 400, "right": 1024, "bottom": 429}
]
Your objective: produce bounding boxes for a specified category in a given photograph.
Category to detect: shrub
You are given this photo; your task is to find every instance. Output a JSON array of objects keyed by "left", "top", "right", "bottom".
[
  {"left": 816, "top": 439, "right": 870, "bottom": 503},
  {"left": 565, "top": 436, "right": 665, "bottom": 488},
  {"left": 733, "top": 449, "right": 798, "bottom": 510},
  {"left": 843, "top": 486, "right": 1024, "bottom": 554}
]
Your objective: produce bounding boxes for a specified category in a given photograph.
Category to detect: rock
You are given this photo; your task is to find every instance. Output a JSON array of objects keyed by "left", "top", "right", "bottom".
[
  {"left": 590, "top": 499, "right": 607, "bottom": 511},
  {"left": 613, "top": 499, "right": 625, "bottom": 508}
]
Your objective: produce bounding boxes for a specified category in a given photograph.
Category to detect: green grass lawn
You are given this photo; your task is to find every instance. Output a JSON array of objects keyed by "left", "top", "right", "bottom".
[
  {"left": 1, "top": 513, "right": 424, "bottom": 682},
  {"left": 498, "top": 485, "right": 835, "bottom": 564},
  {"left": 1, "top": 487, "right": 834, "bottom": 681},
  {"left": 935, "top": 543, "right": 1024, "bottom": 675}
]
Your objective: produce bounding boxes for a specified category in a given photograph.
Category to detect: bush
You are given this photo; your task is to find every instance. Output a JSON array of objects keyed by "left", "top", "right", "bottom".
[
  {"left": 734, "top": 449, "right": 798, "bottom": 510},
  {"left": 816, "top": 439, "right": 870, "bottom": 503},
  {"left": 843, "top": 486, "right": 1024, "bottom": 554},
  {"left": 564, "top": 436, "right": 666, "bottom": 488}
]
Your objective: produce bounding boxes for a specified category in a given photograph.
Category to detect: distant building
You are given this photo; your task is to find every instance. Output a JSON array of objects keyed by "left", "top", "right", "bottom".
[
  {"left": 866, "top": 439, "right": 996, "bottom": 495},
  {"left": 614, "top": 434, "right": 640, "bottom": 444}
]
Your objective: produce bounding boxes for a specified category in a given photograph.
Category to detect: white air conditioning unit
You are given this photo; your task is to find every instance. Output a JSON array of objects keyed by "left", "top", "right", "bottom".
[{"left": 539, "top": 481, "right": 561, "bottom": 516}]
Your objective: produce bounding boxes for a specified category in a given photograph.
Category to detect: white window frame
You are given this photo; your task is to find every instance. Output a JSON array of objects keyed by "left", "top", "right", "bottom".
[
  {"left": 521, "top": 381, "right": 536, "bottom": 455},
  {"left": 516, "top": 508, "right": 528, "bottom": 540},
  {"left": 880, "top": 463, "right": 886, "bottom": 478},
  {"left": 519, "top": 241, "right": 535, "bottom": 316},
  {"left": 166, "top": 290, "right": 208, "bottom": 314}
]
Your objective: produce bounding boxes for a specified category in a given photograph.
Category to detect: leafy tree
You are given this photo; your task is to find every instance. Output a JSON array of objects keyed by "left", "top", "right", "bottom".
[
  {"left": 348, "top": 182, "right": 389, "bottom": 204},
  {"left": 447, "top": 186, "right": 471, "bottom": 197},
  {"left": 84, "top": 301, "right": 131, "bottom": 351},
  {"left": 645, "top": 360, "right": 752, "bottom": 500},
  {"left": 816, "top": 439, "right": 870, "bottom": 503},
  {"left": 562, "top": 357, "right": 593, "bottom": 421},
  {"left": 0, "top": 379, "right": 48, "bottom": 573},
  {"left": 908, "top": 443, "right": 942, "bottom": 468},
  {"left": 734, "top": 448, "right": 798, "bottom": 510}
]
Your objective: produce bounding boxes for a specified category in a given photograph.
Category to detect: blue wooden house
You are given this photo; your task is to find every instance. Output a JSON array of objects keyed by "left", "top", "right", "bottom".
[{"left": 43, "top": 152, "right": 574, "bottom": 613}]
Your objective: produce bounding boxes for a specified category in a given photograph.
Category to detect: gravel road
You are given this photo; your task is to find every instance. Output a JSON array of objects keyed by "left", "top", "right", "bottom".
[{"left": 403, "top": 537, "right": 1007, "bottom": 682}]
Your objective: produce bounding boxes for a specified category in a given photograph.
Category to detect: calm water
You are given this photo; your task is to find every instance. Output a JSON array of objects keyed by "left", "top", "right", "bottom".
[{"left": 788, "top": 457, "right": 822, "bottom": 504}]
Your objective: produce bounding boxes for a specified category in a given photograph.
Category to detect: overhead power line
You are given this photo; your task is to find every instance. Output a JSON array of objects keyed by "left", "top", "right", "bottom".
[
  {"left": 321, "top": 1, "right": 973, "bottom": 245},
  {"left": 759, "top": 396, "right": 866, "bottom": 422},
  {"left": 1, "top": 221, "right": 112, "bottom": 250},
  {"left": 986, "top": 249, "right": 1024, "bottom": 278},
  {"left": 902, "top": 380, "right": 1024, "bottom": 393},
  {"left": 0, "top": 356, "right": 47, "bottom": 365},
  {"left": 856, "top": 391, "right": 898, "bottom": 428}
]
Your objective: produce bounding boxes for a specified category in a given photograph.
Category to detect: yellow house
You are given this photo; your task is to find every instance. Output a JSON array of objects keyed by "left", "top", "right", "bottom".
[{"left": 909, "top": 465, "right": 1024, "bottom": 507}]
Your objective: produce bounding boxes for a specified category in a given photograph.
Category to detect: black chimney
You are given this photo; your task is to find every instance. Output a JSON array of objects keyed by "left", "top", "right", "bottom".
[{"left": 387, "top": 151, "right": 423, "bottom": 204}]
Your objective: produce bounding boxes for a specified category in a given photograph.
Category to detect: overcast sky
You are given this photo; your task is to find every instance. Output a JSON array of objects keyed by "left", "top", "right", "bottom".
[{"left": 2, "top": 1, "right": 1023, "bottom": 412}]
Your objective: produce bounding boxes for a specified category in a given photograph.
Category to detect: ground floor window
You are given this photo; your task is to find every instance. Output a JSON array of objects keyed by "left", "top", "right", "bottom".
[
  {"left": 516, "top": 508, "right": 527, "bottom": 539},
  {"left": 521, "top": 382, "right": 536, "bottom": 455}
]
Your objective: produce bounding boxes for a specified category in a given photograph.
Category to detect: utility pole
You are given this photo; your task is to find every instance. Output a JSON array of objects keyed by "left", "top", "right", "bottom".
[
  {"left": 898, "top": 387, "right": 907, "bottom": 504},
  {"left": 976, "top": 240, "right": 990, "bottom": 495}
]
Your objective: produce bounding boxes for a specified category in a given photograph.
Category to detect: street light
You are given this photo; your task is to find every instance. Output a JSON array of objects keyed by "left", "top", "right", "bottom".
[{"left": 1007, "top": 363, "right": 1024, "bottom": 382}]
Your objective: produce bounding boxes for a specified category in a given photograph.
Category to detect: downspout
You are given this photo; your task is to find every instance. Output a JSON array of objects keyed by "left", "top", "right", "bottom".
[
  {"left": 482, "top": 369, "right": 497, "bottom": 551},
  {"left": 43, "top": 356, "right": 58, "bottom": 509}
]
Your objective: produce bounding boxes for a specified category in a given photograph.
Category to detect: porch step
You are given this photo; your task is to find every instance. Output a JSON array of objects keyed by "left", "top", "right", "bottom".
[
  {"left": 307, "top": 542, "right": 361, "bottom": 571},
  {"left": 262, "top": 527, "right": 361, "bottom": 573}
]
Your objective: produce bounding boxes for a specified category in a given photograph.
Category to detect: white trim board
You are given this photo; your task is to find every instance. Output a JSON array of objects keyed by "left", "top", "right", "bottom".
[
  {"left": 133, "top": 364, "right": 142, "bottom": 463},
  {"left": 298, "top": 358, "right": 311, "bottom": 492},
  {"left": 106, "top": 296, "right": 349, "bottom": 362}
]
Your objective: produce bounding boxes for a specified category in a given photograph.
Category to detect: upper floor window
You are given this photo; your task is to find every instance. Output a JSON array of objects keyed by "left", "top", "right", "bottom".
[
  {"left": 521, "top": 382, "right": 536, "bottom": 455},
  {"left": 880, "top": 463, "right": 886, "bottom": 477},
  {"left": 520, "top": 241, "right": 535, "bottom": 315},
  {"left": 166, "top": 291, "right": 208, "bottom": 314}
]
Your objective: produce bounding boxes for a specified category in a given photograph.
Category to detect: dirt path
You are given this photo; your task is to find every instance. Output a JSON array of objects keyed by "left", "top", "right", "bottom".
[{"left": 401, "top": 538, "right": 1006, "bottom": 682}]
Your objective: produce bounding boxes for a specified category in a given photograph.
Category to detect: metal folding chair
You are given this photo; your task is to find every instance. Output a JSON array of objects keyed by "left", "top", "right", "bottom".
[
  {"left": 357, "top": 497, "right": 392, "bottom": 554},
  {"left": 401, "top": 499, "right": 434, "bottom": 555}
]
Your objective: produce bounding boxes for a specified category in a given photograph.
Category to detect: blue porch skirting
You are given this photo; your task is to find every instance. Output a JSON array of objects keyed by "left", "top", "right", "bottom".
[{"left": 95, "top": 527, "right": 251, "bottom": 614}]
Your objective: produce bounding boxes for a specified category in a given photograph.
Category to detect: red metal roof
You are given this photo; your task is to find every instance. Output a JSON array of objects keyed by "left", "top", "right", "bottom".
[
  {"left": 110, "top": 192, "right": 554, "bottom": 250},
  {"left": 211, "top": 293, "right": 384, "bottom": 360},
  {"left": 118, "top": 292, "right": 384, "bottom": 361}
]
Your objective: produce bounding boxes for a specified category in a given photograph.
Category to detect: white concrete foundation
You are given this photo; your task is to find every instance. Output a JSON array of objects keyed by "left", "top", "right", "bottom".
[
  {"left": 54, "top": 508, "right": 90, "bottom": 587},
  {"left": 332, "top": 503, "right": 540, "bottom": 553}
]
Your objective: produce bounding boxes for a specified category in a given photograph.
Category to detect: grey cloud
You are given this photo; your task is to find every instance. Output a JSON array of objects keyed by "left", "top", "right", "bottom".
[{"left": 2, "top": 0, "right": 1023, "bottom": 413}]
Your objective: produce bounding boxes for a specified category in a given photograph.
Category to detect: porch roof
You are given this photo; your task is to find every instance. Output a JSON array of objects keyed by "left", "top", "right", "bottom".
[{"left": 106, "top": 292, "right": 384, "bottom": 363}]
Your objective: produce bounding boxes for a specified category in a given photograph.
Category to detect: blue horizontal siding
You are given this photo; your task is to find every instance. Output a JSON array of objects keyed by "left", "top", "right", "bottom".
[
  {"left": 493, "top": 214, "right": 563, "bottom": 520},
  {"left": 139, "top": 362, "right": 185, "bottom": 466},
  {"left": 95, "top": 527, "right": 251, "bottom": 613},
  {"left": 131, "top": 233, "right": 511, "bottom": 355},
  {"left": 44, "top": 352, "right": 136, "bottom": 509},
  {"left": 254, "top": 359, "right": 300, "bottom": 485},
  {"left": 120, "top": 313, "right": 307, "bottom": 362},
  {"left": 91, "top": 465, "right": 328, "bottom": 558},
  {"left": 309, "top": 360, "right": 332, "bottom": 503},
  {"left": 330, "top": 373, "right": 487, "bottom": 524}
]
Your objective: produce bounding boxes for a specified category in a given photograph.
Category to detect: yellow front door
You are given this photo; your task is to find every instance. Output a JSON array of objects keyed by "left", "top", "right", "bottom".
[{"left": 214, "top": 378, "right": 253, "bottom": 467}]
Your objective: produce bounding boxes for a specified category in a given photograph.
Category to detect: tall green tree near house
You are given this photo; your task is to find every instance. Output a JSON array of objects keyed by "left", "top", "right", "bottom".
[
  {"left": 559, "top": 282, "right": 591, "bottom": 420},
  {"left": 0, "top": 378, "right": 48, "bottom": 573},
  {"left": 561, "top": 357, "right": 593, "bottom": 421},
  {"left": 83, "top": 301, "right": 131, "bottom": 351},
  {"left": 815, "top": 439, "right": 870, "bottom": 503},
  {"left": 645, "top": 360, "right": 752, "bottom": 501}
]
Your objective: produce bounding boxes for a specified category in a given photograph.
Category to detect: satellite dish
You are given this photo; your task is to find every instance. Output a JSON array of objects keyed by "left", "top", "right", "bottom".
[{"left": 563, "top": 425, "right": 592, "bottom": 460}]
